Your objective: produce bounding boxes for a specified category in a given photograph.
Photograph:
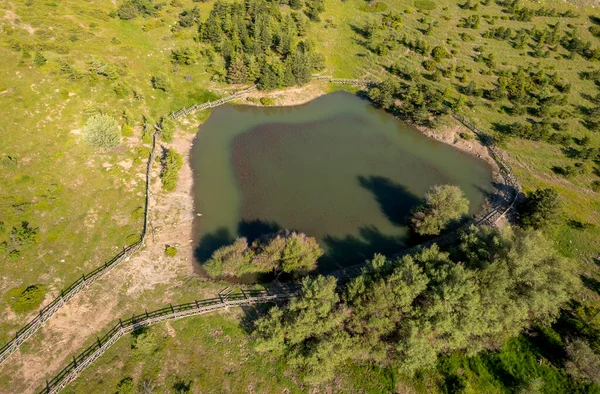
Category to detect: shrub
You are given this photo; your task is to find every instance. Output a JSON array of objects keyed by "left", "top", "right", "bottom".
[
  {"left": 121, "top": 124, "right": 134, "bottom": 137},
  {"left": 431, "top": 46, "right": 451, "bottom": 62},
  {"left": 459, "top": 132, "right": 474, "bottom": 140},
  {"left": 592, "top": 180, "right": 600, "bottom": 192},
  {"left": 151, "top": 73, "right": 172, "bottom": 92},
  {"left": 116, "top": 377, "right": 135, "bottom": 394},
  {"left": 114, "top": 82, "right": 130, "bottom": 98},
  {"left": 82, "top": 114, "right": 121, "bottom": 148},
  {"left": 33, "top": 52, "right": 47, "bottom": 67},
  {"left": 171, "top": 47, "right": 198, "bottom": 65},
  {"left": 260, "top": 97, "right": 275, "bottom": 106},
  {"left": 165, "top": 245, "right": 177, "bottom": 257},
  {"left": 160, "top": 149, "right": 183, "bottom": 191},
  {"left": 159, "top": 116, "right": 175, "bottom": 143},
  {"left": 6, "top": 285, "right": 47, "bottom": 313},
  {"left": 422, "top": 59, "right": 437, "bottom": 71},
  {"left": 11, "top": 221, "right": 39, "bottom": 247},
  {"left": 411, "top": 185, "right": 470, "bottom": 235}
]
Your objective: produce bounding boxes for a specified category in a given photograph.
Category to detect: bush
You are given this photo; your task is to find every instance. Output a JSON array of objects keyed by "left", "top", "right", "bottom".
[
  {"left": 6, "top": 285, "right": 47, "bottom": 313},
  {"left": 151, "top": 73, "right": 172, "bottom": 92},
  {"left": 33, "top": 52, "right": 47, "bottom": 67},
  {"left": 165, "top": 245, "right": 177, "bottom": 257},
  {"left": 116, "top": 377, "right": 135, "bottom": 394},
  {"left": 82, "top": 114, "right": 121, "bottom": 148},
  {"left": 422, "top": 59, "right": 437, "bottom": 71},
  {"left": 121, "top": 124, "right": 134, "bottom": 137},
  {"left": 160, "top": 149, "right": 183, "bottom": 191},
  {"left": 260, "top": 97, "right": 275, "bottom": 106},
  {"left": 431, "top": 46, "right": 451, "bottom": 62},
  {"left": 11, "top": 221, "right": 39, "bottom": 247},
  {"left": 159, "top": 116, "right": 175, "bottom": 143}
]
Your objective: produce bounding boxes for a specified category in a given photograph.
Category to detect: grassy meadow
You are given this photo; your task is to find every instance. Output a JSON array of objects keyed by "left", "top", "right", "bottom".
[{"left": 2, "top": 0, "right": 600, "bottom": 392}]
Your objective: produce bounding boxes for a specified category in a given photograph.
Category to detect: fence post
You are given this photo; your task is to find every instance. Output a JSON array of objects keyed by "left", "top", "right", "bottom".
[{"left": 170, "top": 304, "right": 175, "bottom": 313}]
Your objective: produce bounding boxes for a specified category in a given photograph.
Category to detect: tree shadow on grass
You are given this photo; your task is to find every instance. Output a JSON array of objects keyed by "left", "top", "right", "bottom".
[
  {"left": 239, "top": 303, "right": 277, "bottom": 335},
  {"left": 358, "top": 175, "right": 421, "bottom": 227}
]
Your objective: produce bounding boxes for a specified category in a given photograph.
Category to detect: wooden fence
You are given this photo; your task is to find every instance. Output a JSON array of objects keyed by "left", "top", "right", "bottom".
[
  {"left": 0, "top": 133, "right": 159, "bottom": 365},
  {"left": 38, "top": 284, "right": 301, "bottom": 394},
  {"left": 169, "top": 85, "right": 257, "bottom": 120},
  {"left": 0, "top": 84, "right": 262, "bottom": 366}
]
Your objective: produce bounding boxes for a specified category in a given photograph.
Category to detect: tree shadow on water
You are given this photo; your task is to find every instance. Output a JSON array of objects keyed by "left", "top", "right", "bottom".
[
  {"left": 193, "top": 227, "right": 234, "bottom": 262},
  {"left": 237, "top": 219, "right": 282, "bottom": 244},
  {"left": 320, "top": 225, "right": 406, "bottom": 271},
  {"left": 358, "top": 175, "right": 421, "bottom": 227}
]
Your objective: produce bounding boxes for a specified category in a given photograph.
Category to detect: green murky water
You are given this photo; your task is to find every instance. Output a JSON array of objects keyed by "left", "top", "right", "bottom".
[{"left": 191, "top": 92, "right": 493, "bottom": 271}]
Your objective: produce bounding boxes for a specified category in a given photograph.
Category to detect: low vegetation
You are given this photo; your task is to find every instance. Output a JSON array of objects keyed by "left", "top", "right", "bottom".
[
  {"left": 82, "top": 114, "right": 121, "bottom": 148},
  {"left": 160, "top": 149, "right": 183, "bottom": 191}
]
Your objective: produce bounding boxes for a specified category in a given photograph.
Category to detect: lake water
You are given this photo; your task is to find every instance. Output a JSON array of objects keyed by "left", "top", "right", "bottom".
[{"left": 190, "top": 92, "right": 493, "bottom": 272}]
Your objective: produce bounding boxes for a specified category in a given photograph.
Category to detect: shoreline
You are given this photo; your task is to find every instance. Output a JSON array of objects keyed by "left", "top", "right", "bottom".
[{"left": 172, "top": 82, "right": 505, "bottom": 272}]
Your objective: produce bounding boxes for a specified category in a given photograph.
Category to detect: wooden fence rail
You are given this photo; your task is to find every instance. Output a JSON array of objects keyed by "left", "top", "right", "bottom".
[
  {"left": 0, "top": 132, "right": 159, "bottom": 365},
  {"left": 169, "top": 85, "right": 257, "bottom": 120},
  {"left": 38, "top": 284, "right": 301, "bottom": 394},
  {"left": 0, "top": 85, "right": 261, "bottom": 366}
]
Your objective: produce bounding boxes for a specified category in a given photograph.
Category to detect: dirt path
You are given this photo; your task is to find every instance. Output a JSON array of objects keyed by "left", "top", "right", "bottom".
[{"left": 0, "top": 127, "right": 221, "bottom": 393}]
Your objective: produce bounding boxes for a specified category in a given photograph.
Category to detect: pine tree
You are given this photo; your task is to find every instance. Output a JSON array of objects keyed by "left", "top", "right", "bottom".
[{"left": 227, "top": 55, "right": 248, "bottom": 84}]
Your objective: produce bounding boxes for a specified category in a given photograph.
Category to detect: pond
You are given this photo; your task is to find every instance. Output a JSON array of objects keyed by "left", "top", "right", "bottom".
[{"left": 190, "top": 91, "right": 493, "bottom": 273}]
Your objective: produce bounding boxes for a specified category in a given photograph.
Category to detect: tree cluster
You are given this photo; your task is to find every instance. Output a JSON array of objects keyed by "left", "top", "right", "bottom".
[
  {"left": 204, "top": 231, "right": 323, "bottom": 278},
  {"left": 198, "top": 0, "right": 324, "bottom": 89},
  {"left": 253, "top": 226, "right": 576, "bottom": 384}
]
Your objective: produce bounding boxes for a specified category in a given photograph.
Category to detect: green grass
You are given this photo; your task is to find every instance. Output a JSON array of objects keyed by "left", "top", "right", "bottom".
[
  {"left": 2, "top": 0, "right": 600, "bottom": 392},
  {"left": 0, "top": 0, "right": 220, "bottom": 341}
]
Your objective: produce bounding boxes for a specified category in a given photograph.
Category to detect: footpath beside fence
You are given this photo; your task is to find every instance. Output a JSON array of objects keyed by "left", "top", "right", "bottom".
[
  {"left": 0, "top": 131, "right": 158, "bottom": 366},
  {"left": 0, "top": 86, "right": 259, "bottom": 366},
  {"left": 38, "top": 284, "right": 301, "bottom": 394}
]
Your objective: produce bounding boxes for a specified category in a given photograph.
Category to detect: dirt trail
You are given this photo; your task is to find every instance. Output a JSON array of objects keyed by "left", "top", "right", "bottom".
[{"left": 0, "top": 130, "right": 213, "bottom": 393}]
